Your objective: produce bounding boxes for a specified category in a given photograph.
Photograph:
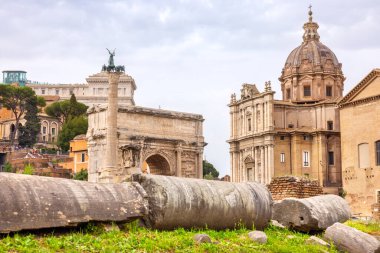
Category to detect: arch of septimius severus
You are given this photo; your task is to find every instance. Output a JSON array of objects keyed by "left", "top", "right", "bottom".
[
  {"left": 228, "top": 8, "right": 344, "bottom": 194},
  {"left": 86, "top": 54, "right": 206, "bottom": 183}
]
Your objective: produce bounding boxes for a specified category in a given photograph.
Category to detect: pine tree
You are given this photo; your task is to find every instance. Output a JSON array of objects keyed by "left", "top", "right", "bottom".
[{"left": 18, "top": 96, "right": 41, "bottom": 148}]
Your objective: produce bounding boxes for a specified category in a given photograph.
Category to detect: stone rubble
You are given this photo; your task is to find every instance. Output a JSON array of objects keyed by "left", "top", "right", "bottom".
[
  {"left": 248, "top": 231, "right": 268, "bottom": 244},
  {"left": 324, "top": 222, "right": 380, "bottom": 253},
  {"left": 193, "top": 234, "right": 212, "bottom": 244}
]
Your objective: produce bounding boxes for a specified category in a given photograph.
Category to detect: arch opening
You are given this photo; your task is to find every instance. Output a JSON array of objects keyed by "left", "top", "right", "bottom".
[{"left": 143, "top": 154, "right": 171, "bottom": 175}]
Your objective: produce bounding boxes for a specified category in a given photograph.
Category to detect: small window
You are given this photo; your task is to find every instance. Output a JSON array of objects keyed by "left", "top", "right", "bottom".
[
  {"left": 303, "top": 135, "right": 310, "bottom": 141},
  {"left": 55, "top": 89, "right": 59, "bottom": 95},
  {"left": 286, "top": 88, "right": 291, "bottom": 99},
  {"left": 326, "top": 86, "right": 332, "bottom": 97},
  {"left": 42, "top": 136, "right": 46, "bottom": 141},
  {"left": 327, "top": 121, "right": 333, "bottom": 130},
  {"left": 248, "top": 118, "right": 252, "bottom": 132},
  {"left": 328, "top": 151, "right": 334, "bottom": 165},
  {"left": 303, "top": 151, "right": 310, "bottom": 167},
  {"left": 288, "top": 124, "right": 294, "bottom": 128},
  {"left": 377, "top": 190, "right": 380, "bottom": 204},
  {"left": 41, "top": 89, "right": 45, "bottom": 95},
  {"left": 280, "top": 153, "right": 285, "bottom": 163},
  {"left": 42, "top": 126, "right": 47, "bottom": 134},
  {"left": 81, "top": 153, "right": 86, "bottom": 162},
  {"left": 376, "top": 141, "right": 380, "bottom": 166},
  {"left": 280, "top": 136, "right": 285, "bottom": 140},
  {"left": 304, "top": 85, "right": 311, "bottom": 97},
  {"left": 51, "top": 128, "right": 56, "bottom": 136},
  {"left": 70, "top": 147, "right": 73, "bottom": 152}
]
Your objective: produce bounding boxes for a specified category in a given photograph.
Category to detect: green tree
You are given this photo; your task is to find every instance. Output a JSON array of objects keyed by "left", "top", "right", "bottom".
[
  {"left": 18, "top": 96, "right": 44, "bottom": 147},
  {"left": 58, "top": 116, "right": 88, "bottom": 151},
  {"left": 73, "top": 169, "right": 88, "bottom": 181},
  {"left": 45, "top": 94, "right": 88, "bottom": 123},
  {"left": 203, "top": 160, "right": 219, "bottom": 179},
  {"left": 0, "top": 85, "right": 38, "bottom": 145}
]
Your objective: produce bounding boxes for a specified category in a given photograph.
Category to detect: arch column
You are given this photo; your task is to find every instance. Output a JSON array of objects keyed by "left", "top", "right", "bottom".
[{"left": 254, "top": 147, "right": 258, "bottom": 182}]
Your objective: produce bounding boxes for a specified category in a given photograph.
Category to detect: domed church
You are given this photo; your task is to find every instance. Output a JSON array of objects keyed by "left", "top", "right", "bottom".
[{"left": 228, "top": 8, "right": 344, "bottom": 193}]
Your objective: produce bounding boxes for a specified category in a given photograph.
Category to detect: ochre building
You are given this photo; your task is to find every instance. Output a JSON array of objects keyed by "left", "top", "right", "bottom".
[
  {"left": 228, "top": 9, "right": 344, "bottom": 193},
  {"left": 339, "top": 69, "right": 380, "bottom": 217}
]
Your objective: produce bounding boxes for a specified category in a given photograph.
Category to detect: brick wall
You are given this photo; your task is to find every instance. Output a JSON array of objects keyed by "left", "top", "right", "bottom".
[{"left": 268, "top": 176, "right": 323, "bottom": 201}]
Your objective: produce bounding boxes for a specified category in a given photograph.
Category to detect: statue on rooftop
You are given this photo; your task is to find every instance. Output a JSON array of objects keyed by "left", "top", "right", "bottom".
[{"left": 106, "top": 48, "right": 116, "bottom": 68}]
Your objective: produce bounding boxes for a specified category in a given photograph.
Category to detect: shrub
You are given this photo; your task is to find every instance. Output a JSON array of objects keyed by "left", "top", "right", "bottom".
[{"left": 23, "top": 163, "right": 34, "bottom": 175}]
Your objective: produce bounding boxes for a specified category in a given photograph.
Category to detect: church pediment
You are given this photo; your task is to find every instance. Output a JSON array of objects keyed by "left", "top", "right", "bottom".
[{"left": 339, "top": 69, "right": 380, "bottom": 105}]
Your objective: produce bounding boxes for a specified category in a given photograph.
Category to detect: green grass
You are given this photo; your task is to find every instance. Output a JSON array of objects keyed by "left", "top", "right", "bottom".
[
  {"left": 344, "top": 220, "right": 380, "bottom": 235},
  {"left": 0, "top": 220, "right": 377, "bottom": 253}
]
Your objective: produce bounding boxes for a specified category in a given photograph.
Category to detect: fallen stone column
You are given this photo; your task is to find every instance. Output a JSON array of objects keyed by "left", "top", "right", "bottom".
[
  {"left": 272, "top": 194, "right": 350, "bottom": 232},
  {"left": 0, "top": 173, "right": 148, "bottom": 233},
  {"left": 133, "top": 174, "right": 273, "bottom": 230},
  {"left": 324, "top": 222, "right": 380, "bottom": 253}
]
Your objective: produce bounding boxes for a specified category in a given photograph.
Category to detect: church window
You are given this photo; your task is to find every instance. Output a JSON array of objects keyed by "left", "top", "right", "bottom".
[
  {"left": 376, "top": 141, "right": 380, "bottom": 166},
  {"left": 304, "top": 85, "right": 311, "bottom": 97},
  {"left": 303, "top": 151, "right": 310, "bottom": 167},
  {"left": 286, "top": 88, "right": 291, "bottom": 99},
  {"left": 327, "top": 121, "right": 333, "bottom": 130},
  {"left": 42, "top": 126, "right": 47, "bottom": 134},
  {"left": 358, "top": 143, "right": 370, "bottom": 168},
  {"left": 326, "top": 86, "right": 332, "bottom": 97},
  {"left": 51, "top": 128, "right": 56, "bottom": 136},
  {"left": 328, "top": 151, "right": 334, "bottom": 165},
  {"left": 248, "top": 118, "right": 252, "bottom": 131},
  {"left": 280, "top": 153, "right": 285, "bottom": 163}
]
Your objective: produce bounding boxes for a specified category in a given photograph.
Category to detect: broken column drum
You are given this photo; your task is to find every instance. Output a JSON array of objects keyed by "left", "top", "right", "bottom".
[
  {"left": 0, "top": 173, "right": 148, "bottom": 233},
  {"left": 272, "top": 194, "right": 351, "bottom": 232},
  {"left": 134, "top": 174, "right": 273, "bottom": 230}
]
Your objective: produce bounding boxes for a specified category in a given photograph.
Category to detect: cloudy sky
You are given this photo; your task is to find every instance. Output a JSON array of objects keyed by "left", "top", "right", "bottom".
[{"left": 1, "top": 0, "right": 380, "bottom": 176}]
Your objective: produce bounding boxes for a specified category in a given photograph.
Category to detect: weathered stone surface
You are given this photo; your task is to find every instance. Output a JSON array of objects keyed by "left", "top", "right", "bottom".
[
  {"left": 193, "top": 234, "right": 212, "bottom": 244},
  {"left": 324, "top": 223, "right": 380, "bottom": 253},
  {"left": 306, "top": 236, "right": 330, "bottom": 247},
  {"left": 134, "top": 174, "right": 273, "bottom": 230},
  {"left": 271, "top": 220, "right": 285, "bottom": 229},
  {"left": 272, "top": 195, "right": 350, "bottom": 232},
  {"left": 0, "top": 173, "right": 148, "bottom": 233},
  {"left": 248, "top": 231, "right": 267, "bottom": 244}
]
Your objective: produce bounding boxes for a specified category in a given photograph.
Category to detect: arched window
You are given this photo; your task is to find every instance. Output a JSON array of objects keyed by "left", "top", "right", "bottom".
[
  {"left": 375, "top": 141, "right": 380, "bottom": 166},
  {"left": 358, "top": 143, "right": 370, "bottom": 168}
]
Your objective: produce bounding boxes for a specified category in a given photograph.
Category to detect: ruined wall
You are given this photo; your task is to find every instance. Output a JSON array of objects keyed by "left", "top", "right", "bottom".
[{"left": 268, "top": 176, "right": 323, "bottom": 201}]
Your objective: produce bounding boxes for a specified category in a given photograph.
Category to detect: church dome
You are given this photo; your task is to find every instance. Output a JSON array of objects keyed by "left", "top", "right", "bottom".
[
  {"left": 285, "top": 41, "right": 340, "bottom": 69},
  {"left": 279, "top": 7, "right": 345, "bottom": 103}
]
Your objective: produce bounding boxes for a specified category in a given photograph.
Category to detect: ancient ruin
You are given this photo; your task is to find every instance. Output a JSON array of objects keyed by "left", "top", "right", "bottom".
[
  {"left": 272, "top": 194, "right": 351, "bottom": 232},
  {"left": 87, "top": 51, "right": 205, "bottom": 183}
]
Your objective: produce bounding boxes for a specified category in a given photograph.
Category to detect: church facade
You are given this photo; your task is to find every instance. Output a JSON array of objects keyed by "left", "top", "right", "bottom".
[{"left": 228, "top": 9, "right": 344, "bottom": 193}]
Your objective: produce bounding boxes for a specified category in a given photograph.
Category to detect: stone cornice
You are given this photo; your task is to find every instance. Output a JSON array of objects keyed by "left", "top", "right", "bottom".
[
  {"left": 87, "top": 105, "right": 204, "bottom": 121},
  {"left": 339, "top": 94, "right": 380, "bottom": 109},
  {"left": 228, "top": 91, "right": 275, "bottom": 107},
  {"left": 339, "top": 68, "right": 380, "bottom": 105}
]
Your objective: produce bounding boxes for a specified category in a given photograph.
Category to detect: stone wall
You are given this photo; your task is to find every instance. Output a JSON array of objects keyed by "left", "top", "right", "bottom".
[
  {"left": 268, "top": 176, "right": 323, "bottom": 201},
  {"left": 372, "top": 203, "right": 380, "bottom": 221}
]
